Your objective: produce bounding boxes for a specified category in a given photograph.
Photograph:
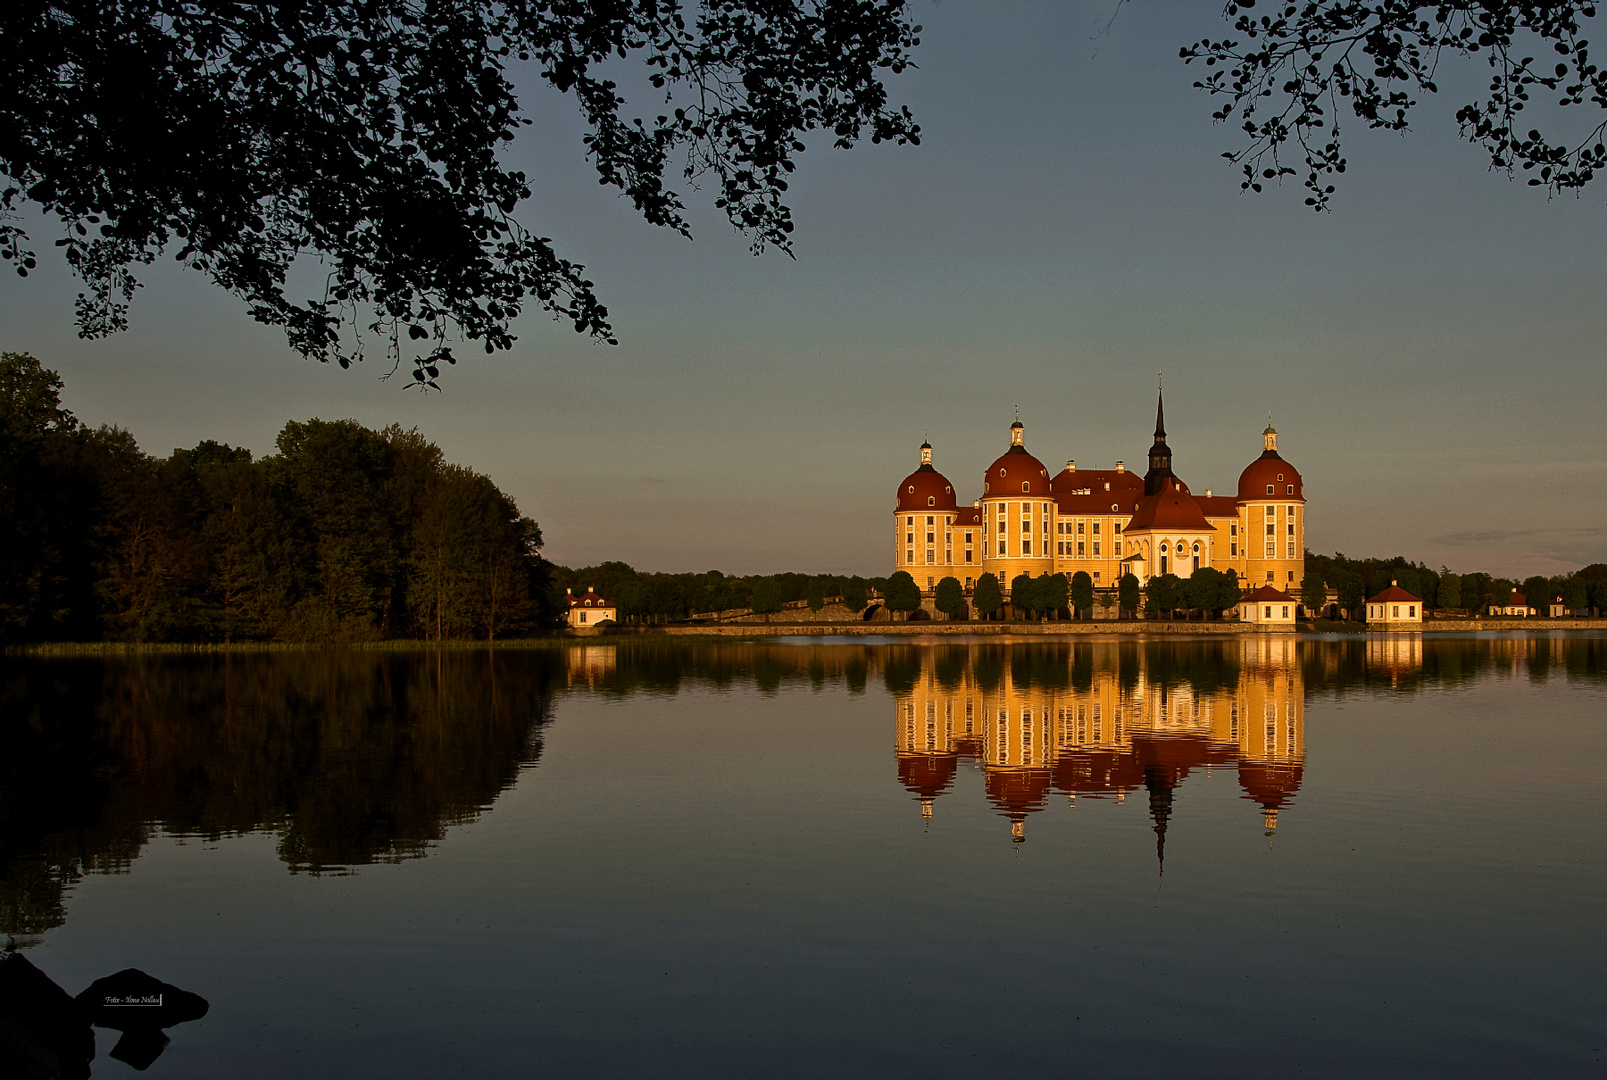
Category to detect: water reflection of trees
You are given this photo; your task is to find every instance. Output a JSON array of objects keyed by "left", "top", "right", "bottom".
[
  {"left": 1, "top": 651, "right": 561, "bottom": 940},
  {"left": 6, "top": 635, "right": 1601, "bottom": 939},
  {"left": 1299, "top": 633, "right": 1607, "bottom": 697}
]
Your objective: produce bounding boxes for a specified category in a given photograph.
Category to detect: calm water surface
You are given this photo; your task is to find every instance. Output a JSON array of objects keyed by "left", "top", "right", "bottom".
[{"left": 3, "top": 634, "right": 1605, "bottom": 1077}]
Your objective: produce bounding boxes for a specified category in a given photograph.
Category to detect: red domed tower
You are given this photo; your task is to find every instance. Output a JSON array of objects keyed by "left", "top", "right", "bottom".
[
  {"left": 894, "top": 441, "right": 963, "bottom": 591},
  {"left": 1235, "top": 422, "right": 1306, "bottom": 591},
  {"left": 978, "top": 415, "right": 1054, "bottom": 603}
]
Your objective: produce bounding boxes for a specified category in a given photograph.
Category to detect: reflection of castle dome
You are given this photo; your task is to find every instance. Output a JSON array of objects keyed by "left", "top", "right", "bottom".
[
  {"left": 984, "top": 767, "right": 1054, "bottom": 842},
  {"left": 1237, "top": 760, "right": 1305, "bottom": 830},
  {"left": 897, "top": 753, "right": 958, "bottom": 799},
  {"left": 983, "top": 421, "right": 1051, "bottom": 498},
  {"left": 896, "top": 441, "right": 958, "bottom": 511},
  {"left": 1237, "top": 424, "right": 1303, "bottom": 500}
]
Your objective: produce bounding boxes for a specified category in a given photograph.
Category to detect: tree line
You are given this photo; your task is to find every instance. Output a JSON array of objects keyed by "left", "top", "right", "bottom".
[
  {"left": 546, "top": 562, "right": 887, "bottom": 625},
  {"left": 1298, "top": 553, "right": 1607, "bottom": 620},
  {"left": 1, "top": 352, "right": 548, "bottom": 644}
]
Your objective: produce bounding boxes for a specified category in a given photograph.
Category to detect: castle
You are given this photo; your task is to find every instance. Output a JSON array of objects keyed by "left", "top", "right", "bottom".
[{"left": 893, "top": 390, "right": 1305, "bottom": 602}]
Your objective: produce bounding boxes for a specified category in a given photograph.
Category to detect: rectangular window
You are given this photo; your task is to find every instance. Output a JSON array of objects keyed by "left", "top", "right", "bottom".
[
  {"left": 998, "top": 521, "right": 1005, "bottom": 534},
  {"left": 1409, "top": 605, "right": 1416, "bottom": 617},
  {"left": 1092, "top": 571, "right": 1101, "bottom": 581},
  {"left": 1057, "top": 522, "right": 1065, "bottom": 534},
  {"left": 927, "top": 516, "right": 934, "bottom": 526},
  {"left": 965, "top": 551, "right": 973, "bottom": 563},
  {"left": 1287, "top": 522, "right": 1295, "bottom": 535},
  {"left": 1077, "top": 541, "right": 1086, "bottom": 556},
  {"left": 1266, "top": 522, "right": 1275, "bottom": 536},
  {"left": 1231, "top": 543, "right": 1238, "bottom": 558},
  {"left": 966, "top": 577, "right": 973, "bottom": 589},
  {"left": 1093, "top": 522, "right": 1101, "bottom": 535},
  {"left": 1058, "top": 542, "right": 1065, "bottom": 555},
  {"left": 926, "top": 532, "right": 934, "bottom": 544},
  {"left": 1281, "top": 605, "right": 1290, "bottom": 618},
  {"left": 1022, "top": 540, "right": 1032, "bottom": 555},
  {"left": 1043, "top": 519, "right": 1049, "bottom": 535},
  {"left": 965, "top": 532, "right": 972, "bottom": 544},
  {"left": 1230, "top": 523, "right": 1237, "bottom": 536},
  {"left": 1093, "top": 542, "right": 1101, "bottom": 556},
  {"left": 998, "top": 541, "right": 1005, "bottom": 555},
  {"left": 906, "top": 548, "right": 914, "bottom": 562}
]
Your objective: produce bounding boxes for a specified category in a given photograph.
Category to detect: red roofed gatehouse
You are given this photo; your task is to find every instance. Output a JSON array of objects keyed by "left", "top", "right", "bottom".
[
  {"left": 566, "top": 586, "right": 617, "bottom": 628},
  {"left": 1239, "top": 584, "right": 1297, "bottom": 625},
  {"left": 1366, "top": 581, "right": 1422, "bottom": 626}
]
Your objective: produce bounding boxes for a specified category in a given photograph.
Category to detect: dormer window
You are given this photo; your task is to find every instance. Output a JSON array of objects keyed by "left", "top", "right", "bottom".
[
  {"left": 928, "top": 496, "right": 935, "bottom": 506},
  {"left": 907, "top": 485, "right": 914, "bottom": 493},
  {"left": 1287, "top": 484, "right": 1294, "bottom": 495},
  {"left": 1021, "top": 481, "right": 1029, "bottom": 492},
  {"left": 1266, "top": 484, "right": 1274, "bottom": 495},
  {"left": 1277, "top": 473, "right": 1284, "bottom": 481}
]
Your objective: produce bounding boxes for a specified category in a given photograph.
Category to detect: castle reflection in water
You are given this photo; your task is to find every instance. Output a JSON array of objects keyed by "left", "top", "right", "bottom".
[{"left": 892, "top": 638, "right": 1305, "bottom": 854}]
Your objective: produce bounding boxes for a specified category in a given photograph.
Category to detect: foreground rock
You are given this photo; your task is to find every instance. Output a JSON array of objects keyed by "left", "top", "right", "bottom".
[{"left": 0, "top": 952, "right": 95, "bottom": 1080}]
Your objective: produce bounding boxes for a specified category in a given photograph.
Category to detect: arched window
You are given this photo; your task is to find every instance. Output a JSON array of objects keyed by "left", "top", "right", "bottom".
[
  {"left": 927, "top": 496, "right": 935, "bottom": 506},
  {"left": 1287, "top": 484, "right": 1294, "bottom": 495},
  {"left": 1021, "top": 481, "right": 1029, "bottom": 492},
  {"left": 907, "top": 485, "right": 914, "bottom": 494}
]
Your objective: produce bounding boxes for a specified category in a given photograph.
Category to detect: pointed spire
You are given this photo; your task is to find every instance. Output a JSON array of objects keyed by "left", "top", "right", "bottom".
[{"left": 1154, "top": 381, "right": 1167, "bottom": 442}]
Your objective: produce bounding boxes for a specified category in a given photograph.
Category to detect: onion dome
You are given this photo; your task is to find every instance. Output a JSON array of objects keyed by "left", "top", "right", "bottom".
[
  {"left": 1237, "top": 422, "right": 1303, "bottom": 500},
  {"left": 982, "top": 418, "right": 1050, "bottom": 497},
  {"left": 984, "top": 767, "right": 1054, "bottom": 843},
  {"left": 1238, "top": 760, "right": 1305, "bottom": 831},
  {"left": 896, "top": 440, "right": 958, "bottom": 512},
  {"left": 898, "top": 753, "right": 958, "bottom": 800}
]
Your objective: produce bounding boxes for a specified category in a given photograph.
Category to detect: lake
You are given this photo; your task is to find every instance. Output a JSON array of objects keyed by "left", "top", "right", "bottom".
[{"left": 3, "top": 634, "right": 1605, "bottom": 1078}]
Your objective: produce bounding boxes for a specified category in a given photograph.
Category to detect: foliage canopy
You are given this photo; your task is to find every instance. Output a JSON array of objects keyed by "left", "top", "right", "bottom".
[
  {"left": 1183, "top": 2, "right": 1607, "bottom": 210},
  {"left": 0, "top": 1, "right": 921, "bottom": 385}
]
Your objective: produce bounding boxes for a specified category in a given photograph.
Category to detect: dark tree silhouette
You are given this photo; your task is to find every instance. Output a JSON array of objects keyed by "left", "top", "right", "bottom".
[
  {"left": 933, "top": 575, "right": 964, "bottom": 619},
  {"left": 972, "top": 573, "right": 1003, "bottom": 621},
  {"left": 884, "top": 570, "right": 922, "bottom": 620},
  {"left": 1184, "top": 3, "right": 1607, "bottom": 210},
  {"left": 0, "top": 1, "right": 921, "bottom": 385}
]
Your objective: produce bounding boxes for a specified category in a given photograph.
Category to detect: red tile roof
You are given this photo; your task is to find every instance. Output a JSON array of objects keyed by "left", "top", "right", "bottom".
[
  {"left": 1125, "top": 477, "right": 1215, "bottom": 532},
  {"left": 567, "top": 588, "right": 614, "bottom": 608},
  {"left": 1237, "top": 450, "right": 1304, "bottom": 501},
  {"left": 896, "top": 463, "right": 958, "bottom": 512},
  {"left": 1366, "top": 583, "right": 1421, "bottom": 604},
  {"left": 983, "top": 446, "right": 1052, "bottom": 498},
  {"left": 1242, "top": 585, "right": 1295, "bottom": 603}
]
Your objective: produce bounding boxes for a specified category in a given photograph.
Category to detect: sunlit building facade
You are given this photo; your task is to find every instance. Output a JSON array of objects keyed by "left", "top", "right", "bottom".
[{"left": 893, "top": 392, "right": 1307, "bottom": 603}]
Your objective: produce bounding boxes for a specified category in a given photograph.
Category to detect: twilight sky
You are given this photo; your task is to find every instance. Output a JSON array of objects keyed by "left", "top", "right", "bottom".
[{"left": 4, "top": 1, "right": 1604, "bottom": 577}]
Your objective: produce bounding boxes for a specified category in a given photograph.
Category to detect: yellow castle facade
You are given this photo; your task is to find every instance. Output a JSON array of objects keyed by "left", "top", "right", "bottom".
[{"left": 893, "top": 391, "right": 1306, "bottom": 602}]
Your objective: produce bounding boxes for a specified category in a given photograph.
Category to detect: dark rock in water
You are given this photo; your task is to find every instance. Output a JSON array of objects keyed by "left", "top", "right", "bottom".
[
  {"left": 74, "top": 968, "right": 209, "bottom": 1031},
  {"left": 109, "top": 1026, "right": 171, "bottom": 1071},
  {"left": 0, "top": 952, "right": 96, "bottom": 1080}
]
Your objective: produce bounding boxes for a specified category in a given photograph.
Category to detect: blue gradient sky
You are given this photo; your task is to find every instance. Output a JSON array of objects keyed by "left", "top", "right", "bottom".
[{"left": 3, "top": 2, "right": 1603, "bottom": 577}]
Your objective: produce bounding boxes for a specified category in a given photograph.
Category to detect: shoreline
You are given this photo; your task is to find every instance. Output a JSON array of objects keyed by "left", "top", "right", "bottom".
[{"left": 8, "top": 618, "right": 1606, "bottom": 654}]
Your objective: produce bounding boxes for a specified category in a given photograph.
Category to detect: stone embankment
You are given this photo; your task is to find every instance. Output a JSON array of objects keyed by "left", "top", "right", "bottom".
[{"left": 567, "top": 617, "right": 1607, "bottom": 638}]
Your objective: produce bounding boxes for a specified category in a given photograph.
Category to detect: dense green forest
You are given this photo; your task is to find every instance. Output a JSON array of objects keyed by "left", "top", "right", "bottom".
[{"left": 2, "top": 352, "right": 547, "bottom": 643}]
